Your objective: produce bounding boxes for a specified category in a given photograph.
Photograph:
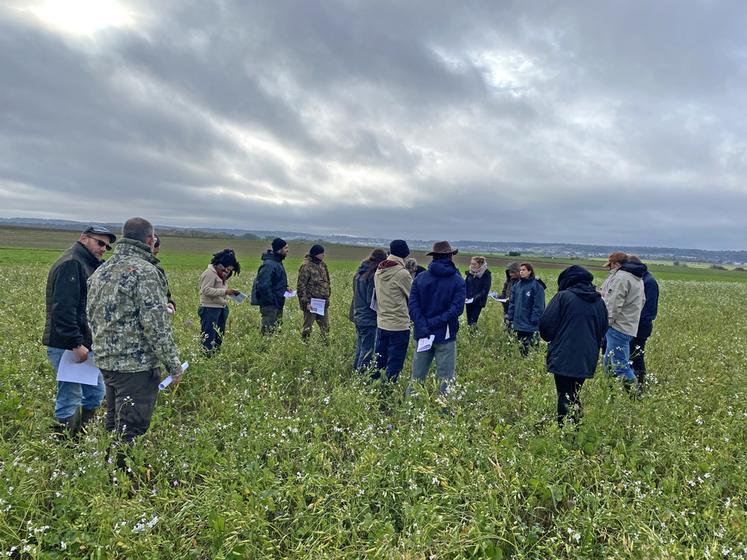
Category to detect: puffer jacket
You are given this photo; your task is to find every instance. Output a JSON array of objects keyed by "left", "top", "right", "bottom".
[
  {"left": 297, "top": 255, "right": 331, "bottom": 310},
  {"left": 42, "top": 242, "right": 101, "bottom": 350}
]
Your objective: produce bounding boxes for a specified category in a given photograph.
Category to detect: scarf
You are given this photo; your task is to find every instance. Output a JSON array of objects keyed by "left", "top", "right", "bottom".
[{"left": 470, "top": 262, "right": 488, "bottom": 279}]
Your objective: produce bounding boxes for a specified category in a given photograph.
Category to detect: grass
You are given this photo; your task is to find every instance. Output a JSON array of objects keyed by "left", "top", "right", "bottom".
[{"left": 0, "top": 234, "right": 746, "bottom": 558}]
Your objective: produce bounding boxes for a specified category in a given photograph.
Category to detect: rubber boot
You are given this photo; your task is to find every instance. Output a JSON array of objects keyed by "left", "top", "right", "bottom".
[
  {"left": 52, "top": 407, "right": 81, "bottom": 440},
  {"left": 80, "top": 407, "right": 98, "bottom": 432}
]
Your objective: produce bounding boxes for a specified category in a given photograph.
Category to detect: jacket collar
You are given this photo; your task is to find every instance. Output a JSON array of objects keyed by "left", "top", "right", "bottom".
[
  {"left": 113, "top": 238, "right": 155, "bottom": 262},
  {"left": 73, "top": 241, "right": 101, "bottom": 267}
]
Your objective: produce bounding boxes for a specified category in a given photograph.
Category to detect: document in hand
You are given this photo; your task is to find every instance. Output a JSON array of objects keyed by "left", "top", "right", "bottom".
[
  {"left": 229, "top": 292, "right": 247, "bottom": 304},
  {"left": 284, "top": 290, "right": 297, "bottom": 298},
  {"left": 159, "top": 362, "right": 189, "bottom": 391},
  {"left": 465, "top": 298, "right": 474, "bottom": 304},
  {"left": 370, "top": 290, "right": 377, "bottom": 312},
  {"left": 488, "top": 292, "right": 507, "bottom": 303},
  {"left": 417, "top": 335, "right": 435, "bottom": 352},
  {"left": 56, "top": 351, "right": 100, "bottom": 386},
  {"left": 310, "top": 298, "right": 326, "bottom": 316}
]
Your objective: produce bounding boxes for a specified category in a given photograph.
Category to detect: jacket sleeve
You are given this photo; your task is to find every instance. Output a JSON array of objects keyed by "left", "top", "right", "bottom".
[
  {"left": 51, "top": 260, "right": 85, "bottom": 347},
  {"left": 507, "top": 283, "right": 517, "bottom": 320},
  {"left": 326, "top": 263, "right": 331, "bottom": 298},
  {"left": 408, "top": 280, "right": 428, "bottom": 338},
  {"left": 475, "top": 271, "right": 492, "bottom": 302},
  {"left": 646, "top": 278, "right": 659, "bottom": 321},
  {"left": 297, "top": 264, "right": 310, "bottom": 306},
  {"left": 539, "top": 293, "right": 562, "bottom": 342},
  {"left": 604, "top": 276, "right": 627, "bottom": 325},
  {"left": 254, "top": 264, "right": 273, "bottom": 304},
  {"left": 597, "top": 300, "right": 610, "bottom": 343},
  {"left": 200, "top": 270, "right": 226, "bottom": 298},
  {"left": 396, "top": 268, "right": 412, "bottom": 301},
  {"left": 426, "top": 276, "right": 466, "bottom": 331},
  {"left": 530, "top": 282, "right": 546, "bottom": 324},
  {"left": 136, "top": 269, "right": 182, "bottom": 376}
]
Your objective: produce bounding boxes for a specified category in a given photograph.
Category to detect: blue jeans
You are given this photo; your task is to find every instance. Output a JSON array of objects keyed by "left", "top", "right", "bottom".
[
  {"left": 408, "top": 340, "right": 456, "bottom": 395},
  {"left": 603, "top": 327, "right": 636, "bottom": 381},
  {"left": 353, "top": 324, "right": 377, "bottom": 371},
  {"left": 47, "top": 347, "right": 106, "bottom": 420},
  {"left": 374, "top": 329, "right": 410, "bottom": 383}
]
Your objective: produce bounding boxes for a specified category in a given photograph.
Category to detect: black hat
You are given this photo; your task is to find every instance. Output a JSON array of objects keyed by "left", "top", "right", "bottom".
[
  {"left": 272, "top": 238, "right": 287, "bottom": 252},
  {"left": 389, "top": 239, "right": 410, "bottom": 258},
  {"left": 83, "top": 225, "right": 116, "bottom": 243},
  {"left": 309, "top": 244, "right": 325, "bottom": 257}
]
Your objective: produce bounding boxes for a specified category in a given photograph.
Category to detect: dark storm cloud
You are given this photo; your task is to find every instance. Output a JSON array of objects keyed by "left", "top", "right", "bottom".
[{"left": 1, "top": 1, "right": 746, "bottom": 249}]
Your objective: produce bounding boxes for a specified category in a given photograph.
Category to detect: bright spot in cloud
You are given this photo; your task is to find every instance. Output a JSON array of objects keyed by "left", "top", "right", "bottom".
[{"left": 23, "top": 0, "right": 134, "bottom": 36}]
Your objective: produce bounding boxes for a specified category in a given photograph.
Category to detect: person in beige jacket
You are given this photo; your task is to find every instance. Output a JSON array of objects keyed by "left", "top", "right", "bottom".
[
  {"left": 372, "top": 240, "right": 413, "bottom": 383},
  {"left": 601, "top": 253, "right": 646, "bottom": 388},
  {"left": 198, "top": 249, "right": 240, "bottom": 355}
]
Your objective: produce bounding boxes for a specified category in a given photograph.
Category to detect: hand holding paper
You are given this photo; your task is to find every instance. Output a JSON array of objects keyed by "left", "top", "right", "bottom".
[
  {"left": 465, "top": 298, "right": 474, "bottom": 304},
  {"left": 309, "top": 298, "right": 326, "bottom": 316},
  {"left": 229, "top": 291, "right": 247, "bottom": 304},
  {"left": 284, "top": 290, "right": 297, "bottom": 298},
  {"left": 160, "top": 362, "right": 189, "bottom": 391},
  {"left": 417, "top": 335, "right": 435, "bottom": 352}
]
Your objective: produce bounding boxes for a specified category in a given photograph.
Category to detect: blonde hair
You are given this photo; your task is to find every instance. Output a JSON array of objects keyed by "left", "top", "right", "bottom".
[{"left": 471, "top": 256, "right": 486, "bottom": 266}]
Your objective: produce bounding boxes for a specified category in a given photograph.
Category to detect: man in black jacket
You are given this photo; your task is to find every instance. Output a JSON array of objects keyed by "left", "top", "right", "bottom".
[
  {"left": 251, "top": 238, "right": 289, "bottom": 334},
  {"left": 626, "top": 255, "right": 659, "bottom": 392},
  {"left": 43, "top": 225, "right": 116, "bottom": 435},
  {"left": 539, "top": 265, "right": 608, "bottom": 426}
]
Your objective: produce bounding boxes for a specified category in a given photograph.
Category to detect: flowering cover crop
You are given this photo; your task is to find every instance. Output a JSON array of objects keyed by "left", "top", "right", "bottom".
[{"left": 0, "top": 257, "right": 746, "bottom": 559}]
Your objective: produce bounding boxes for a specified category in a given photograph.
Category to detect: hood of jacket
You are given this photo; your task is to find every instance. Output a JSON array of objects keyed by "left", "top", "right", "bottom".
[
  {"left": 558, "top": 265, "right": 592, "bottom": 291},
  {"left": 428, "top": 258, "right": 458, "bottom": 277},
  {"left": 262, "top": 250, "right": 284, "bottom": 263},
  {"left": 620, "top": 261, "right": 646, "bottom": 278},
  {"left": 357, "top": 259, "right": 378, "bottom": 277},
  {"left": 303, "top": 254, "right": 323, "bottom": 265},
  {"left": 376, "top": 255, "right": 406, "bottom": 279}
]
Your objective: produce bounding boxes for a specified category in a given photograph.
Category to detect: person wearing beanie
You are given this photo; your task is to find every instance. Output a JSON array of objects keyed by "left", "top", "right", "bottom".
[
  {"left": 539, "top": 265, "right": 609, "bottom": 426},
  {"left": 297, "top": 244, "right": 331, "bottom": 340},
  {"left": 407, "top": 241, "right": 466, "bottom": 397},
  {"left": 372, "top": 239, "right": 413, "bottom": 384},
  {"left": 251, "top": 238, "right": 289, "bottom": 335}
]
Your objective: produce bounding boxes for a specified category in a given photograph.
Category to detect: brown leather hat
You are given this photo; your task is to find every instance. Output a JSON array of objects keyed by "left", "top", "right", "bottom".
[
  {"left": 605, "top": 251, "right": 628, "bottom": 268},
  {"left": 427, "top": 241, "right": 458, "bottom": 256}
]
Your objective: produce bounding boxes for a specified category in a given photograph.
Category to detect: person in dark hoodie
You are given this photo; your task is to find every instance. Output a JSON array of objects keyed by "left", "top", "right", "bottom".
[
  {"left": 464, "top": 256, "right": 492, "bottom": 326},
  {"left": 626, "top": 255, "right": 659, "bottom": 392},
  {"left": 251, "top": 238, "right": 289, "bottom": 335},
  {"left": 351, "top": 249, "right": 388, "bottom": 370},
  {"left": 540, "top": 266, "right": 609, "bottom": 426},
  {"left": 407, "top": 241, "right": 466, "bottom": 396},
  {"left": 500, "top": 262, "right": 521, "bottom": 326},
  {"left": 507, "top": 263, "right": 546, "bottom": 356},
  {"left": 43, "top": 224, "right": 116, "bottom": 437}
]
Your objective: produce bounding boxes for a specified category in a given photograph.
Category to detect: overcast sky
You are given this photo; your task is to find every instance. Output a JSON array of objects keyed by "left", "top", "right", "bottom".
[{"left": 1, "top": 1, "right": 746, "bottom": 250}]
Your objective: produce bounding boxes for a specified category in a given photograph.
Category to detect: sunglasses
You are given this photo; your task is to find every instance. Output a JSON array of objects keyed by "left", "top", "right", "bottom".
[{"left": 86, "top": 236, "right": 112, "bottom": 251}]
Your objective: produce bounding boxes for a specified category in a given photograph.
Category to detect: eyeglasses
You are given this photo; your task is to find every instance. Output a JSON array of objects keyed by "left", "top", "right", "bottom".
[{"left": 86, "top": 236, "right": 112, "bottom": 251}]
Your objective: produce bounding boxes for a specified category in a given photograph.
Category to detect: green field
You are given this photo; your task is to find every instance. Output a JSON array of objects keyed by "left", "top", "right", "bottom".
[{"left": 1, "top": 230, "right": 746, "bottom": 558}]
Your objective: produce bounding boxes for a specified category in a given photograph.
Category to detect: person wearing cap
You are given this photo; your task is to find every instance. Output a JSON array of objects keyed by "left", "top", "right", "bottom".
[
  {"left": 297, "top": 244, "right": 331, "bottom": 340},
  {"left": 87, "top": 217, "right": 184, "bottom": 456},
  {"left": 251, "top": 238, "right": 290, "bottom": 335},
  {"left": 43, "top": 224, "right": 116, "bottom": 437},
  {"left": 407, "top": 241, "right": 466, "bottom": 396},
  {"left": 198, "top": 248, "right": 241, "bottom": 354},
  {"left": 152, "top": 235, "right": 176, "bottom": 313},
  {"left": 373, "top": 239, "right": 413, "bottom": 383},
  {"left": 600, "top": 251, "right": 646, "bottom": 391},
  {"left": 539, "top": 265, "right": 609, "bottom": 426}
]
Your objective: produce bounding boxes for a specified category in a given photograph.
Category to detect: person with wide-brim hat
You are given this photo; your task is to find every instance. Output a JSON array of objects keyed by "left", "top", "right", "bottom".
[{"left": 407, "top": 241, "right": 466, "bottom": 398}]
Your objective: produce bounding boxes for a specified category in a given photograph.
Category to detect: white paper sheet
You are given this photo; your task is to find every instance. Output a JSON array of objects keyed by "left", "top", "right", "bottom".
[
  {"left": 56, "top": 350, "right": 101, "bottom": 386},
  {"left": 284, "top": 290, "right": 297, "bottom": 298},
  {"left": 445, "top": 324, "right": 451, "bottom": 340},
  {"left": 159, "top": 362, "right": 189, "bottom": 391},
  {"left": 370, "top": 290, "right": 378, "bottom": 312},
  {"left": 229, "top": 291, "right": 247, "bottom": 304},
  {"left": 465, "top": 298, "right": 474, "bottom": 304},
  {"left": 417, "top": 335, "right": 435, "bottom": 352},
  {"left": 310, "top": 298, "right": 326, "bottom": 316}
]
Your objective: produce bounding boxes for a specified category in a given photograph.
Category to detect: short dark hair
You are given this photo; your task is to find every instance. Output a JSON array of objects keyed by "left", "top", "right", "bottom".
[
  {"left": 519, "top": 262, "right": 535, "bottom": 277},
  {"left": 122, "top": 217, "right": 154, "bottom": 243},
  {"left": 210, "top": 248, "right": 240, "bottom": 275}
]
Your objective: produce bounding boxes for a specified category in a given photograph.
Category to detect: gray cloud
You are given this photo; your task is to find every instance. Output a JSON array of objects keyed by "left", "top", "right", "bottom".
[{"left": 1, "top": 1, "right": 746, "bottom": 250}]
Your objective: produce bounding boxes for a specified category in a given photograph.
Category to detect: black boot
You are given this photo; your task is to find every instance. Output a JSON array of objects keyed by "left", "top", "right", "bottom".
[
  {"left": 635, "top": 370, "right": 646, "bottom": 396},
  {"left": 80, "top": 407, "right": 98, "bottom": 432},
  {"left": 52, "top": 408, "right": 81, "bottom": 439}
]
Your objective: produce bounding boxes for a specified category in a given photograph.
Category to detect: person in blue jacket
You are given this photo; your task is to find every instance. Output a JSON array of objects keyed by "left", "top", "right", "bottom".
[
  {"left": 626, "top": 255, "right": 659, "bottom": 392},
  {"left": 350, "top": 248, "right": 388, "bottom": 371},
  {"left": 407, "top": 241, "right": 466, "bottom": 396},
  {"left": 507, "top": 263, "right": 546, "bottom": 356},
  {"left": 540, "top": 265, "right": 609, "bottom": 426}
]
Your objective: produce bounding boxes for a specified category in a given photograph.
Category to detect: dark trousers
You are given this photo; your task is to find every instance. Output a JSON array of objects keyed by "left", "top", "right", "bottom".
[
  {"left": 260, "top": 305, "right": 283, "bottom": 335},
  {"left": 101, "top": 368, "right": 161, "bottom": 443},
  {"left": 465, "top": 303, "right": 483, "bottom": 326},
  {"left": 199, "top": 306, "right": 228, "bottom": 354},
  {"left": 629, "top": 335, "right": 649, "bottom": 385},
  {"left": 374, "top": 328, "right": 410, "bottom": 383},
  {"left": 353, "top": 324, "right": 377, "bottom": 371},
  {"left": 302, "top": 309, "right": 329, "bottom": 339},
  {"left": 515, "top": 330, "right": 537, "bottom": 357},
  {"left": 554, "top": 374, "right": 585, "bottom": 426}
]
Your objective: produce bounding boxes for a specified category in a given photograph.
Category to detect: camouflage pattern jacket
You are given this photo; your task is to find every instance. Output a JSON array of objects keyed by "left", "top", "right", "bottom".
[
  {"left": 87, "top": 238, "right": 182, "bottom": 375},
  {"left": 296, "top": 255, "right": 331, "bottom": 310}
]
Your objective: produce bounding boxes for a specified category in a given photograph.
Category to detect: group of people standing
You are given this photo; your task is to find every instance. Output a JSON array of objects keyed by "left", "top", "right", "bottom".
[{"left": 43, "top": 220, "right": 660, "bottom": 461}]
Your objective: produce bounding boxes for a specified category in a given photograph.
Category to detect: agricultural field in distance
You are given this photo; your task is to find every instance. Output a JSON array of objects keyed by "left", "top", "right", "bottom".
[{"left": 1, "top": 227, "right": 746, "bottom": 558}]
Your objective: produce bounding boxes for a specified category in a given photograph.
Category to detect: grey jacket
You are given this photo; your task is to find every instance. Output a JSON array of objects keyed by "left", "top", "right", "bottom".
[{"left": 602, "top": 263, "right": 646, "bottom": 337}]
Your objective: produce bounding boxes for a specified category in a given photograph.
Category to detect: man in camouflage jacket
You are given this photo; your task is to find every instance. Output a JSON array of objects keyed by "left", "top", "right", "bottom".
[
  {"left": 297, "top": 244, "right": 331, "bottom": 339},
  {"left": 87, "top": 217, "right": 182, "bottom": 446}
]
